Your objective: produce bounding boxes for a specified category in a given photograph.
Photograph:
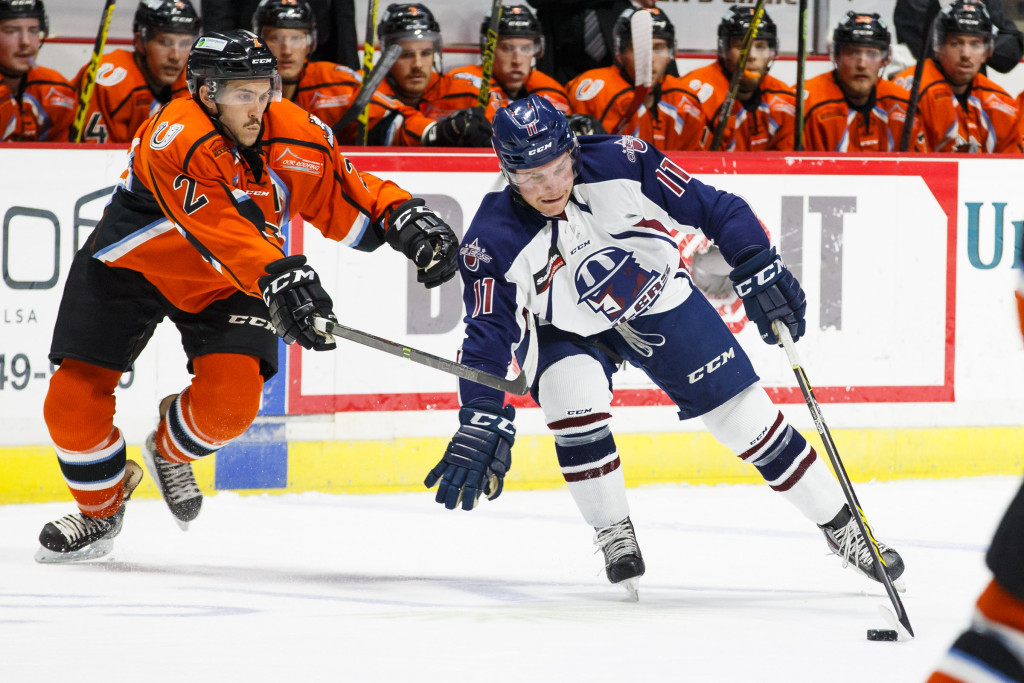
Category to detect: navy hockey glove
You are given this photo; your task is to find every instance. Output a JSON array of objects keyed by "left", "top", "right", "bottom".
[
  {"left": 425, "top": 403, "right": 515, "bottom": 511},
  {"left": 386, "top": 198, "right": 458, "bottom": 288},
  {"left": 729, "top": 247, "right": 806, "bottom": 345},
  {"left": 258, "top": 255, "right": 337, "bottom": 351},
  {"left": 424, "top": 107, "right": 492, "bottom": 147}
]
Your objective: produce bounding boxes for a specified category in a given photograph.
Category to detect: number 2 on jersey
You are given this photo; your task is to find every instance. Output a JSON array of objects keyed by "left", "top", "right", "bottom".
[{"left": 173, "top": 174, "right": 209, "bottom": 215}]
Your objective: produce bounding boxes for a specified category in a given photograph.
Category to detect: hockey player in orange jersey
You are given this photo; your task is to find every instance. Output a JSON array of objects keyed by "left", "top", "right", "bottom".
[
  {"left": 803, "top": 12, "right": 925, "bottom": 152},
  {"left": 894, "top": 1, "right": 1023, "bottom": 154},
  {"left": 681, "top": 7, "right": 795, "bottom": 152},
  {"left": 34, "top": 30, "right": 459, "bottom": 563},
  {"left": 254, "top": 0, "right": 483, "bottom": 146},
  {"left": 371, "top": 3, "right": 494, "bottom": 147},
  {"left": 447, "top": 5, "right": 570, "bottom": 116},
  {"left": 72, "top": 0, "right": 199, "bottom": 144},
  {"left": 566, "top": 7, "right": 707, "bottom": 151},
  {"left": 0, "top": 0, "right": 74, "bottom": 141}
]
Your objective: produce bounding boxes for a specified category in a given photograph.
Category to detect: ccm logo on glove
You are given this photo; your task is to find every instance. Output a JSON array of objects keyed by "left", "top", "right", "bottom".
[{"left": 732, "top": 257, "right": 783, "bottom": 298}]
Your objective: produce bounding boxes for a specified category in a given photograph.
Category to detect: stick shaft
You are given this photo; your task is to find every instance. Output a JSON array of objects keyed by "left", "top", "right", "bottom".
[
  {"left": 356, "top": 0, "right": 379, "bottom": 145},
  {"left": 793, "top": 0, "right": 808, "bottom": 151},
  {"left": 477, "top": 0, "right": 504, "bottom": 109},
  {"left": 774, "top": 323, "right": 914, "bottom": 637},
  {"left": 71, "top": 0, "right": 117, "bottom": 143},
  {"left": 332, "top": 44, "right": 401, "bottom": 136},
  {"left": 710, "top": 0, "right": 766, "bottom": 151},
  {"left": 899, "top": 15, "right": 938, "bottom": 152},
  {"left": 611, "top": 9, "right": 653, "bottom": 135}
]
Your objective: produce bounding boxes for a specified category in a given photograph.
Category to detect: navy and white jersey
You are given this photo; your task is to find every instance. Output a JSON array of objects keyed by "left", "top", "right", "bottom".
[{"left": 457, "top": 134, "right": 770, "bottom": 407}]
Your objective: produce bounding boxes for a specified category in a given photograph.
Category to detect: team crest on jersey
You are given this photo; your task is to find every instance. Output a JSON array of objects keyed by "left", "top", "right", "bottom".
[
  {"left": 150, "top": 121, "right": 184, "bottom": 150},
  {"left": 615, "top": 136, "right": 648, "bottom": 162},
  {"left": 460, "top": 239, "right": 493, "bottom": 272},
  {"left": 310, "top": 91, "right": 351, "bottom": 109},
  {"left": 95, "top": 63, "right": 127, "bottom": 87},
  {"left": 272, "top": 146, "right": 324, "bottom": 176},
  {"left": 45, "top": 87, "right": 74, "bottom": 109},
  {"left": 573, "top": 78, "right": 604, "bottom": 102},
  {"left": 574, "top": 246, "right": 666, "bottom": 324}
]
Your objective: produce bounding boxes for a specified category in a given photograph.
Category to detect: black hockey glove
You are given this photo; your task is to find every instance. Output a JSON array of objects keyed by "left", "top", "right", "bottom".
[
  {"left": 258, "top": 255, "right": 337, "bottom": 351},
  {"left": 385, "top": 198, "right": 458, "bottom": 288},
  {"left": 729, "top": 247, "right": 806, "bottom": 345},
  {"left": 565, "top": 113, "right": 606, "bottom": 136},
  {"left": 424, "top": 107, "right": 492, "bottom": 147},
  {"left": 425, "top": 402, "right": 515, "bottom": 511}
]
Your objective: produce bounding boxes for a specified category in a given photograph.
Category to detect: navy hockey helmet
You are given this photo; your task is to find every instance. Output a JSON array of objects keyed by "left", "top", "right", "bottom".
[
  {"left": 492, "top": 94, "right": 579, "bottom": 188},
  {"left": 187, "top": 30, "right": 282, "bottom": 104},
  {"left": 933, "top": 0, "right": 994, "bottom": 50},
  {"left": 832, "top": 12, "right": 891, "bottom": 60},
  {"left": 134, "top": 0, "right": 200, "bottom": 42},
  {"left": 253, "top": 0, "right": 318, "bottom": 49},
  {"left": 479, "top": 5, "right": 544, "bottom": 58},
  {"left": 717, "top": 6, "right": 778, "bottom": 55},
  {"left": 613, "top": 6, "right": 675, "bottom": 55},
  {"left": 0, "top": 0, "right": 48, "bottom": 38}
]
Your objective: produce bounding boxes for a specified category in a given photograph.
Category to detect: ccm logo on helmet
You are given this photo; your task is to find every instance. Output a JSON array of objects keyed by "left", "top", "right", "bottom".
[
  {"left": 252, "top": 58, "right": 273, "bottom": 64},
  {"left": 527, "top": 141, "right": 554, "bottom": 155}
]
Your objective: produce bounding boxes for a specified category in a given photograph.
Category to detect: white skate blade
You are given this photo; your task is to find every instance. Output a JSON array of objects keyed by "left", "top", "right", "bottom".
[
  {"left": 618, "top": 578, "right": 640, "bottom": 602},
  {"left": 893, "top": 577, "right": 907, "bottom": 594},
  {"left": 174, "top": 518, "right": 190, "bottom": 532},
  {"left": 34, "top": 538, "right": 114, "bottom": 564}
]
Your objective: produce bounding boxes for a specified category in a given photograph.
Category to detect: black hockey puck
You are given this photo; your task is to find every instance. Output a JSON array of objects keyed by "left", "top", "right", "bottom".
[{"left": 866, "top": 629, "right": 899, "bottom": 641}]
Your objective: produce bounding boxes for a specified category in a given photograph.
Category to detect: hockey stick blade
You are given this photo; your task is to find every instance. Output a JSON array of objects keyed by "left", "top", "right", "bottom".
[
  {"left": 311, "top": 316, "right": 530, "bottom": 395},
  {"left": 333, "top": 44, "right": 402, "bottom": 136},
  {"left": 611, "top": 9, "right": 653, "bottom": 135},
  {"left": 773, "top": 322, "right": 915, "bottom": 639}
]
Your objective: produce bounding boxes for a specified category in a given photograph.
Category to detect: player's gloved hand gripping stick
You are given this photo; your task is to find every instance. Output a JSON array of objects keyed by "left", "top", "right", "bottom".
[
  {"left": 385, "top": 198, "right": 458, "bottom": 288},
  {"left": 730, "top": 247, "right": 806, "bottom": 345}
]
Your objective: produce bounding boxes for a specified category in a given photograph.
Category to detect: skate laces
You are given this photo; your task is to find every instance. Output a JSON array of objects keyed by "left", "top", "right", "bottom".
[
  {"left": 52, "top": 513, "right": 114, "bottom": 543},
  {"left": 153, "top": 457, "right": 201, "bottom": 504},
  {"left": 830, "top": 517, "right": 889, "bottom": 570},
  {"left": 594, "top": 519, "right": 640, "bottom": 564}
]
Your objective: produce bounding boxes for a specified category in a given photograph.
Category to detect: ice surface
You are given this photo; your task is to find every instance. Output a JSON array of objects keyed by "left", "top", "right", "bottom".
[{"left": 2, "top": 477, "right": 1017, "bottom": 682}]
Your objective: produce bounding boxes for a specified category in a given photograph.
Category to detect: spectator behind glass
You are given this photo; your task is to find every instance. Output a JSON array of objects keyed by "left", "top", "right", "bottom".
[
  {"left": 894, "top": 0, "right": 1023, "bottom": 73},
  {"left": 201, "top": 0, "right": 359, "bottom": 69}
]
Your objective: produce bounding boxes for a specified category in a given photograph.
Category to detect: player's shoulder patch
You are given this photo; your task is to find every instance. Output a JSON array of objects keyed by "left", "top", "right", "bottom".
[
  {"left": 573, "top": 78, "right": 604, "bottom": 102},
  {"left": 614, "top": 135, "right": 649, "bottom": 162},
  {"left": 459, "top": 237, "right": 494, "bottom": 272},
  {"left": 95, "top": 62, "right": 128, "bottom": 87},
  {"left": 269, "top": 142, "right": 326, "bottom": 177}
]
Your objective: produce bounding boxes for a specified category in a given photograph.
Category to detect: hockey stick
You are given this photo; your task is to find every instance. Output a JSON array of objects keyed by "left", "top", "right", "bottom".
[
  {"left": 709, "top": 0, "right": 766, "bottom": 151},
  {"left": 611, "top": 9, "right": 653, "bottom": 135},
  {"left": 477, "top": 0, "right": 504, "bottom": 110},
  {"left": 331, "top": 44, "right": 401, "bottom": 137},
  {"left": 356, "top": 0, "right": 379, "bottom": 145},
  {"left": 898, "top": 14, "right": 939, "bottom": 152},
  {"left": 311, "top": 316, "right": 530, "bottom": 395},
  {"left": 70, "top": 0, "right": 116, "bottom": 143},
  {"left": 793, "top": 0, "right": 808, "bottom": 151},
  {"left": 773, "top": 322, "right": 914, "bottom": 639}
]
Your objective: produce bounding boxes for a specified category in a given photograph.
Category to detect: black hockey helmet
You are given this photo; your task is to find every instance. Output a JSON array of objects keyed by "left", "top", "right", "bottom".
[
  {"left": 378, "top": 3, "right": 442, "bottom": 51},
  {"left": 0, "top": 0, "right": 48, "bottom": 37},
  {"left": 613, "top": 6, "right": 675, "bottom": 55},
  {"left": 717, "top": 6, "right": 778, "bottom": 54},
  {"left": 479, "top": 5, "right": 543, "bottom": 57},
  {"left": 253, "top": 0, "right": 317, "bottom": 48},
  {"left": 134, "top": 0, "right": 200, "bottom": 42},
  {"left": 933, "top": 0, "right": 994, "bottom": 50},
  {"left": 832, "top": 12, "right": 891, "bottom": 60},
  {"left": 187, "top": 30, "right": 282, "bottom": 104}
]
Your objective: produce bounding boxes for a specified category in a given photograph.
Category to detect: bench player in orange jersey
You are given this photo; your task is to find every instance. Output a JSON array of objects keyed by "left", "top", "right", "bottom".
[
  {"left": 447, "top": 5, "right": 569, "bottom": 115},
  {"left": 373, "top": 3, "right": 495, "bottom": 147},
  {"left": 0, "top": 0, "right": 73, "bottom": 141},
  {"left": 803, "top": 12, "right": 925, "bottom": 152},
  {"left": 35, "top": 30, "right": 458, "bottom": 563},
  {"left": 72, "top": 0, "right": 199, "bottom": 144},
  {"left": 254, "top": 0, "right": 484, "bottom": 146},
  {"left": 895, "top": 1, "right": 1023, "bottom": 154},
  {"left": 681, "top": 7, "right": 795, "bottom": 152},
  {"left": 566, "top": 7, "right": 707, "bottom": 151}
]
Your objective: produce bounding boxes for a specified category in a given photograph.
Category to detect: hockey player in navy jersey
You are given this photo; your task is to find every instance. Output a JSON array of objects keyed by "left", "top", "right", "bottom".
[{"left": 424, "top": 94, "right": 906, "bottom": 597}]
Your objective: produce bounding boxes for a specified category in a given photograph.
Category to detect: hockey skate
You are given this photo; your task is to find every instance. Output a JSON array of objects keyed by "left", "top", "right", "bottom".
[
  {"left": 594, "top": 517, "right": 645, "bottom": 601},
  {"left": 142, "top": 394, "right": 202, "bottom": 531},
  {"left": 35, "top": 459, "right": 144, "bottom": 563},
  {"left": 819, "top": 505, "right": 906, "bottom": 592}
]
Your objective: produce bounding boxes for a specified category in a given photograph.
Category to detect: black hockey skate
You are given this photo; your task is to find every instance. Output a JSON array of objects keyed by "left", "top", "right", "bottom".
[
  {"left": 142, "top": 394, "right": 202, "bottom": 530},
  {"left": 594, "top": 517, "right": 645, "bottom": 600},
  {"left": 35, "top": 459, "right": 144, "bottom": 563},
  {"left": 820, "top": 505, "right": 906, "bottom": 591}
]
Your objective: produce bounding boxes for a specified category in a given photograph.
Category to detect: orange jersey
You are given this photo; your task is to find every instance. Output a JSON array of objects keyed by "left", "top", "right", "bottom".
[
  {"left": 566, "top": 66, "right": 707, "bottom": 151},
  {"left": 376, "top": 71, "right": 502, "bottom": 122},
  {"left": 291, "top": 60, "right": 439, "bottom": 145},
  {"left": 0, "top": 65, "right": 76, "bottom": 142},
  {"left": 89, "top": 97, "right": 411, "bottom": 313},
  {"left": 803, "top": 71, "right": 926, "bottom": 152},
  {"left": 0, "top": 83, "right": 17, "bottom": 140},
  {"left": 895, "top": 59, "right": 1023, "bottom": 153},
  {"left": 72, "top": 49, "right": 190, "bottom": 144},
  {"left": 446, "top": 64, "right": 570, "bottom": 115},
  {"left": 681, "top": 62, "right": 795, "bottom": 151}
]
